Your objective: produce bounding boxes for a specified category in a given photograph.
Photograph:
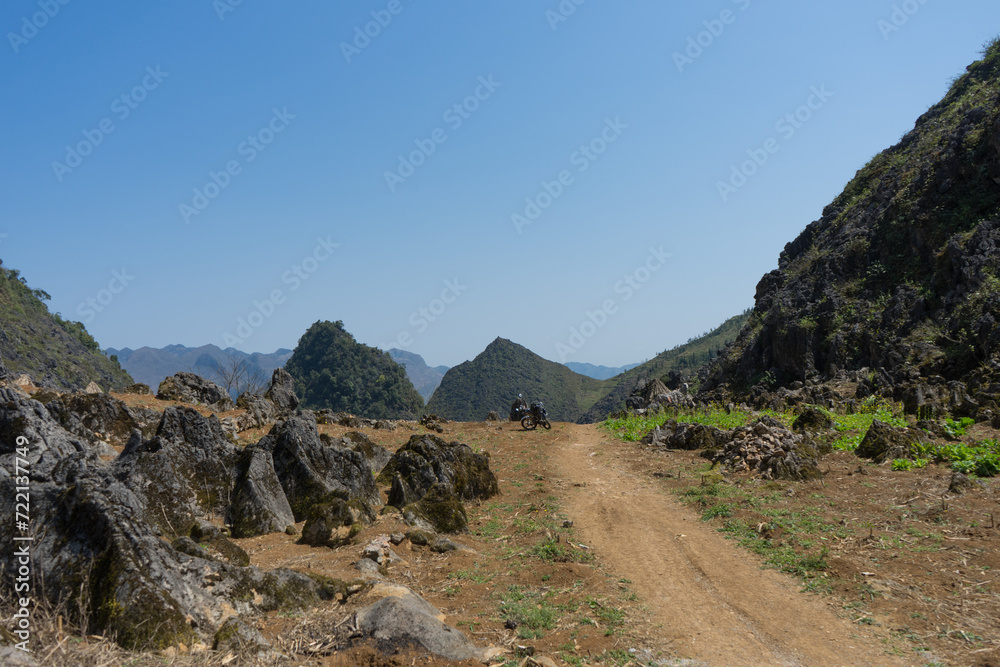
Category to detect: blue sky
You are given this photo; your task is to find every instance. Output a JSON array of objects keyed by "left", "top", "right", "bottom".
[{"left": 2, "top": 1, "right": 998, "bottom": 369}]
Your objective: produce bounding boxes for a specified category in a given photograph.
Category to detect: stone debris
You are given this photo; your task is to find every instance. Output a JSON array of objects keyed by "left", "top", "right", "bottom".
[{"left": 711, "top": 418, "right": 820, "bottom": 481}]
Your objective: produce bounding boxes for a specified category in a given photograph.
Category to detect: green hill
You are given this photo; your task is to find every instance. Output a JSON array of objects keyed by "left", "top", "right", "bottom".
[
  {"left": 579, "top": 310, "right": 751, "bottom": 422},
  {"left": 702, "top": 39, "right": 1000, "bottom": 415},
  {"left": 424, "top": 337, "right": 610, "bottom": 422},
  {"left": 284, "top": 320, "right": 424, "bottom": 419},
  {"left": 0, "top": 259, "right": 133, "bottom": 391}
]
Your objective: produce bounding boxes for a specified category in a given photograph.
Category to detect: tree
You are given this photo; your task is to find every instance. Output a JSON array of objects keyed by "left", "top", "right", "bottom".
[{"left": 210, "top": 352, "right": 269, "bottom": 398}]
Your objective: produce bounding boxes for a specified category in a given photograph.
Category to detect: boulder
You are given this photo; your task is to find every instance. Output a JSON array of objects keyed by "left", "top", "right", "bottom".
[
  {"left": 792, "top": 407, "right": 834, "bottom": 432},
  {"left": 0, "top": 388, "right": 88, "bottom": 476},
  {"left": 485, "top": 411, "right": 501, "bottom": 422},
  {"left": 856, "top": 420, "right": 926, "bottom": 464},
  {"left": 212, "top": 617, "right": 273, "bottom": 660},
  {"left": 265, "top": 368, "right": 299, "bottom": 413},
  {"left": 45, "top": 392, "right": 145, "bottom": 446},
  {"left": 115, "top": 407, "right": 239, "bottom": 537},
  {"left": 122, "top": 382, "right": 152, "bottom": 395},
  {"left": 948, "top": 471, "right": 984, "bottom": 495},
  {"left": 400, "top": 483, "right": 469, "bottom": 534},
  {"left": 356, "top": 589, "right": 493, "bottom": 663},
  {"left": 156, "top": 372, "right": 233, "bottom": 410},
  {"left": 380, "top": 434, "right": 499, "bottom": 508},
  {"left": 256, "top": 414, "right": 379, "bottom": 520},
  {"left": 300, "top": 492, "right": 373, "bottom": 547},
  {"left": 337, "top": 431, "right": 392, "bottom": 475},
  {"left": 235, "top": 392, "right": 277, "bottom": 429},
  {"left": 0, "top": 393, "right": 338, "bottom": 652},
  {"left": 641, "top": 420, "right": 727, "bottom": 452},
  {"left": 229, "top": 447, "right": 295, "bottom": 538}
]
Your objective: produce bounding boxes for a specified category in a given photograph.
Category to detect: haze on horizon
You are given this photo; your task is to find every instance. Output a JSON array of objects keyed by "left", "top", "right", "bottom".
[{"left": 3, "top": 1, "right": 999, "bottom": 369}]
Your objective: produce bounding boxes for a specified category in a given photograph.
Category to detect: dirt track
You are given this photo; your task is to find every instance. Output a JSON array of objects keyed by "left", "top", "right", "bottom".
[{"left": 549, "top": 424, "right": 908, "bottom": 667}]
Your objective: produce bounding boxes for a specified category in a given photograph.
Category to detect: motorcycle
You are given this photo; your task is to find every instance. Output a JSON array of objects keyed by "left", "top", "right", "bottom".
[{"left": 520, "top": 401, "right": 551, "bottom": 430}]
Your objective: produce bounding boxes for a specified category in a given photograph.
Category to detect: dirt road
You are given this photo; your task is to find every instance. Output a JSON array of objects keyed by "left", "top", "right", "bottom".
[{"left": 549, "top": 424, "right": 909, "bottom": 667}]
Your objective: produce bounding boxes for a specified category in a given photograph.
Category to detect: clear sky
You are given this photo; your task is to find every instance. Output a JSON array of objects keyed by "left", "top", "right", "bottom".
[{"left": 2, "top": 1, "right": 998, "bottom": 369}]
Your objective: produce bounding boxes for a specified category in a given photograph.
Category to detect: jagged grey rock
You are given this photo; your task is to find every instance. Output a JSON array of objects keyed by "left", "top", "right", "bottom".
[
  {"left": 115, "top": 407, "right": 238, "bottom": 537},
  {"left": 265, "top": 368, "right": 299, "bottom": 413},
  {"left": 380, "top": 434, "right": 499, "bottom": 507},
  {"left": 156, "top": 372, "right": 232, "bottom": 410},
  {"left": 44, "top": 392, "right": 145, "bottom": 446},
  {"left": 256, "top": 413, "right": 378, "bottom": 520},
  {"left": 356, "top": 591, "right": 491, "bottom": 662},
  {"left": 229, "top": 446, "right": 295, "bottom": 538},
  {"left": 236, "top": 391, "right": 277, "bottom": 428}
]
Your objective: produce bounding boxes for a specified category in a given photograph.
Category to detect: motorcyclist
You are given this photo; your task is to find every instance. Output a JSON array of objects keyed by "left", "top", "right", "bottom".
[{"left": 510, "top": 393, "right": 527, "bottom": 421}]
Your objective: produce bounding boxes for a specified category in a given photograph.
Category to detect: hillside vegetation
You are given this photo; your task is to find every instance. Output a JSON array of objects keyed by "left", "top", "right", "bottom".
[
  {"left": 579, "top": 310, "right": 751, "bottom": 422},
  {"left": 0, "top": 259, "right": 132, "bottom": 390},
  {"left": 425, "top": 337, "right": 610, "bottom": 422},
  {"left": 702, "top": 39, "right": 1000, "bottom": 417},
  {"left": 284, "top": 320, "right": 424, "bottom": 419}
]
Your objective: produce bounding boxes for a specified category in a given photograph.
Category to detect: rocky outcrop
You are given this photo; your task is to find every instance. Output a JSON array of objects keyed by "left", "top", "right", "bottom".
[
  {"left": 235, "top": 391, "right": 277, "bottom": 428},
  {"left": 856, "top": 420, "right": 928, "bottom": 463},
  {"left": 157, "top": 372, "right": 233, "bottom": 410},
  {"left": 380, "top": 434, "right": 498, "bottom": 533},
  {"left": 300, "top": 491, "right": 374, "bottom": 547},
  {"left": 356, "top": 588, "right": 495, "bottom": 662},
  {"left": 265, "top": 367, "right": 300, "bottom": 413},
  {"left": 700, "top": 44, "right": 1000, "bottom": 416},
  {"left": 337, "top": 431, "right": 392, "bottom": 475},
  {"left": 228, "top": 447, "right": 295, "bottom": 538},
  {"left": 380, "top": 434, "right": 499, "bottom": 506},
  {"left": 44, "top": 392, "right": 149, "bottom": 446},
  {"left": 0, "top": 386, "right": 372, "bottom": 653},
  {"left": 256, "top": 413, "right": 379, "bottom": 519},
  {"left": 792, "top": 407, "right": 834, "bottom": 432},
  {"left": 641, "top": 420, "right": 728, "bottom": 452},
  {"left": 712, "top": 418, "right": 821, "bottom": 480}
]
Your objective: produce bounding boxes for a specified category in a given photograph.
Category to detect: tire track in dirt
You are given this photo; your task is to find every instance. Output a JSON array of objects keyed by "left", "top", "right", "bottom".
[{"left": 548, "top": 424, "right": 910, "bottom": 666}]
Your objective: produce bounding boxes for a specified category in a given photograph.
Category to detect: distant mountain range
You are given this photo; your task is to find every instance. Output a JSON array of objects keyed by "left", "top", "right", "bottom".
[
  {"left": 564, "top": 361, "right": 641, "bottom": 380},
  {"left": 387, "top": 349, "right": 449, "bottom": 401},
  {"left": 105, "top": 344, "right": 292, "bottom": 391}
]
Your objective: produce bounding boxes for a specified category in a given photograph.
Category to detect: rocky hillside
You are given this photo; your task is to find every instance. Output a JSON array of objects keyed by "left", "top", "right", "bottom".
[
  {"left": 701, "top": 40, "right": 1000, "bottom": 417},
  {"left": 425, "top": 337, "right": 610, "bottom": 422},
  {"left": 0, "top": 259, "right": 132, "bottom": 391},
  {"left": 580, "top": 310, "right": 751, "bottom": 422},
  {"left": 285, "top": 320, "right": 424, "bottom": 420},
  {"left": 106, "top": 344, "right": 293, "bottom": 392},
  {"left": 387, "top": 348, "right": 449, "bottom": 401}
]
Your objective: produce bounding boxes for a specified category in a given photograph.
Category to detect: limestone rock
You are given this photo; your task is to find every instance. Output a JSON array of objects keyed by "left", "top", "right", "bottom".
[
  {"left": 229, "top": 446, "right": 295, "bottom": 538},
  {"left": 256, "top": 413, "right": 379, "bottom": 520},
  {"left": 380, "top": 433, "right": 499, "bottom": 508},
  {"left": 264, "top": 368, "right": 299, "bottom": 413},
  {"left": 356, "top": 590, "right": 492, "bottom": 662},
  {"left": 156, "top": 372, "right": 232, "bottom": 410},
  {"left": 856, "top": 419, "right": 926, "bottom": 464}
]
